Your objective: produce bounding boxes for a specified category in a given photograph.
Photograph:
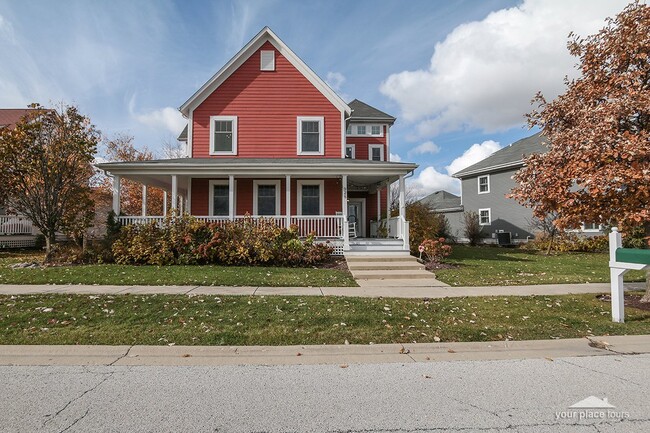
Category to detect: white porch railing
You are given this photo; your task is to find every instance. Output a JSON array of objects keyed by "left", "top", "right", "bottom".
[
  {"left": 290, "top": 215, "right": 343, "bottom": 238},
  {"left": 369, "top": 216, "right": 409, "bottom": 250},
  {"left": 118, "top": 215, "right": 342, "bottom": 238},
  {"left": 0, "top": 215, "right": 34, "bottom": 235}
]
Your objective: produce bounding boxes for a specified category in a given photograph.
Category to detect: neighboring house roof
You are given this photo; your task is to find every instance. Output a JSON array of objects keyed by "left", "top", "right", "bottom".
[
  {"left": 177, "top": 125, "right": 188, "bottom": 142},
  {"left": 179, "top": 27, "right": 351, "bottom": 116},
  {"left": 348, "top": 99, "right": 396, "bottom": 124},
  {"left": 453, "top": 132, "right": 549, "bottom": 178},
  {"left": 418, "top": 190, "right": 463, "bottom": 212},
  {"left": 0, "top": 109, "right": 33, "bottom": 129}
]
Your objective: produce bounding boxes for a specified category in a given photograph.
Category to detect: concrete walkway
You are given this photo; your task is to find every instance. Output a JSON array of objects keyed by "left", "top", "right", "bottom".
[
  {"left": 1, "top": 335, "right": 648, "bottom": 366},
  {"left": 0, "top": 282, "right": 643, "bottom": 298}
]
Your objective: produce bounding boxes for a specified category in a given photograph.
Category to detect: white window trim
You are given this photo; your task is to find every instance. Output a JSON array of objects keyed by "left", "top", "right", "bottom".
[
  {"left": 368, "top": 144, "right": 384, "bottom": 161},
  {"left": 297, "top": 180, "right": 325, "bottom": 216},
  {"left": 346, "top": 124, "right": 384, "bottom": 137},
  {"left": 253, "top": 180, "right": 281, "bottom": 216},
  {"left": 478, "top": 174, "right": 490, "bottom": 194},
  {"left": 209, "top": 115, "right": 238, "bottom": 156},
  {"left": 581, "top": 223, "right": 602, "bottom": 233},
  {"left": 260, "top": 50, "right": 275, "bottom": 71},
  {"left": 297, "top": 116, "right": 324, "bottom": 155},
  {"left": 208, "top": 180, "right": 235, "bottom": 217},
  {"left": 479, "top": 208, "right": 491, "bottom": 226},
  {"left": 345, "top": 143, "right": 356, "bottom": 159}
]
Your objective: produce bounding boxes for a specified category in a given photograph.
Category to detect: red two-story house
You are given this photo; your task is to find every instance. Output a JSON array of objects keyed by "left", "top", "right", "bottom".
[{"left": 97, "top": 27, "right": 417, "bottom": 254}]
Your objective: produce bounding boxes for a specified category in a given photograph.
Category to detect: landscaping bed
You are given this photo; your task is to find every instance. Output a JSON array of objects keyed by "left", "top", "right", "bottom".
[
  {"left": 435, "top": 245, "right": 647, "bottom": 286},
  {"left": 1, "top": 292, "right": 648, "bottom": 346}
]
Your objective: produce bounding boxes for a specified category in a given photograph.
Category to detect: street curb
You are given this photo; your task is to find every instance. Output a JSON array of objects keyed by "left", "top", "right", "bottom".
[{"left": 1, "top": 335, "right": 648, "bottom": 367}]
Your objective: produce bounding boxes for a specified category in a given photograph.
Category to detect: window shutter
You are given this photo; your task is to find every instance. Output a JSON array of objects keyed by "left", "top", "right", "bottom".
[{"left": 261, "top": 50, "right": 275, "bottom": 71}]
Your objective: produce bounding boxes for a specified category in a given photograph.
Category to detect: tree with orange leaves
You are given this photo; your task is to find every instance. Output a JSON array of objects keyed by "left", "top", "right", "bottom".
[{"left": 511, "top": 2, "right": 650, "bottom": 299}]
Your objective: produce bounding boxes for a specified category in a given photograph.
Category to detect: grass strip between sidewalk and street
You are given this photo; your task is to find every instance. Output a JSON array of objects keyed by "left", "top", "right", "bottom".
[{"left": 1, "top": 292, "right": 648, "bottom": 346}]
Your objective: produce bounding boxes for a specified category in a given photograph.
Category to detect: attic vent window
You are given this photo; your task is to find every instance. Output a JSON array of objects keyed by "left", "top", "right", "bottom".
[{"left": 260, "top": 50, "right": 275, "bottom": 71}]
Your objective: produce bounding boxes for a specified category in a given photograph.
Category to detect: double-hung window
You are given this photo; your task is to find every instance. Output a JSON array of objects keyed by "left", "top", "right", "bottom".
[
  {"left": 209, "top": 180, "right": 230, "bottom": 216},
  {"left": 345, "top": 144, "right": 355, "bottom": 159},
  {"left": 478, "top": 175, "right": 490, "bottom": 194},
  {"left": 369, "top": 144, "right": 383, "bottom": 161},
  {"left": 298, "top": 180, "right": 324, "bottom": 216},
  {"left": 479, "top": 208, "right": 491, "bottom": 225},
  {"left": 297, "top": 116, "right": 324, "bottom": 155},
  {"left": 209, "top": 116, "right": 237, "bottom": 155},
  {"left": 254, "top": 180, "right": 281, "bottom": 216}
]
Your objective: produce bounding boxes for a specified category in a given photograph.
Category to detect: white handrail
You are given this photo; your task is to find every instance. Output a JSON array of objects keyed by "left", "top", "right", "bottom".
[{"left": 0, "top": 215, "right": 34, "bottom": 235}]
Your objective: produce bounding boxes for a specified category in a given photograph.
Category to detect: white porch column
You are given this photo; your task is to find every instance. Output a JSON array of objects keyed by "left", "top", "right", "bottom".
[
  {"left": 171, "top": 175, "right": 178, "bottom": 211},
  {"left": 342, "top": 175, "right": 349, "bottom": 250},
  {"left": 285, "top": 175, "right": 291, "bottom": 228},
  {"left": 141, "top": 184, "right": 147, "bottom": 216},
  {"left": 386, "top": 183, "right": 391, "bottom": 236},
  {"left": 376, "top": 189, "right": 381, "bottom": 225},
  {"left": 112, "top": 175, "right": 121, "bottom": 215},
  {"left": 228, "top": 175, "right": 235, "bottom": 221},
  {"left": 398, "top": 175, "right": 406, "bottom": 240},
  {"left": 187, "top": 178, "right": 192, "bottom": 215},
  {"left": 163, "top": 192, "right": 168, "bottom": 216},
  {"left": 179, "top": 196, "right": 184, "bottom": 214}
]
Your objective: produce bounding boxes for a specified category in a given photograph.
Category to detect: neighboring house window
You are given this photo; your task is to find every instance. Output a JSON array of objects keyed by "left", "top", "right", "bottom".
[
  {"left": 357, "top": 125, "right": 367, "bottom": 135},
  {"left": 208, "top": 180, "right": 230, "bottom": 216},
  {"left": 478, "top": 175, "right": 490, "bottom": 194},
  {"left": 582, "top": 222, "right": 601, "bottom": 232},
  {"left": 345, "top": 144, "right": 355, "bottom": 159},
  {"left": 369, "top": 144, "right": 383, "bottom": 161},
  {"left": 479, "top": 208, "right": 491, "bottom": 225},
  {"left": 260, "top": 50, "right": 275, "bottom": 71},
  {"left": 209, "top": 116, "right": 237, "bottom": 155},
  {"left": 297, "top": 117, "right": 324, "bottom": 155},
  {"left": 298, "top": 180, "right": 324, "bottom": 216},
  {"left": 371, "top": 125, "right": 381, "bottom": 135},
  {"left": 253, "top": 180, "right": 281, "bottom": 216}
]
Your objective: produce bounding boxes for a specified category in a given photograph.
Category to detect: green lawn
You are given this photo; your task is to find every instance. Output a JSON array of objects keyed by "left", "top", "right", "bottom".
[
  {"left": 0, "top": 251, "right": 357, "bottom": 287},
  {"left": 435, "top": 246, "right": 647, "bottom": 287},
  {"left": 1, "top": 292, "right": 648, "bottom": 345}
]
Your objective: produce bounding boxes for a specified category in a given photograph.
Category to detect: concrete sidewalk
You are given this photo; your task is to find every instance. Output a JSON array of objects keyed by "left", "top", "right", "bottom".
[
  {"left": 1, "top": 335, "right": 648, "bottom": 366},
  {"left": 0, "top": 282, "right": 643, "bottom": 298}
]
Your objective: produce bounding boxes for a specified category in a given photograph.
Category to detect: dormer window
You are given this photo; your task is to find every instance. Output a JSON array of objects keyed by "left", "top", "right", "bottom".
[
  {"left": 371, "top": 125, "right": 381, "bottom": 135},
  {"left": 260, "top": 50, "right": 275, "bottom": 71},
  {"left": 346, "top": 124, "right": 384, "bottom": 137},
  {"left": 357, "top": 125, "right": 366, "bottom": 135},
  {"left": 297, "top": 116, "right": 324, "bottom": 155},
  {"left": 209, "top": 116, "right": 237, "bottom": 155}
]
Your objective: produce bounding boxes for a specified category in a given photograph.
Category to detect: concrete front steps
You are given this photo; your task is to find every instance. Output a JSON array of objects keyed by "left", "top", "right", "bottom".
[{"left": 345, "top": 254, "right": 449, "bottom": 287}]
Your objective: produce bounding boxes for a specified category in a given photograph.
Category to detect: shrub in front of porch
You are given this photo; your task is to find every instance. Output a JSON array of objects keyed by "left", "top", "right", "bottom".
[{"left": 112, "top": 215, "right": 332, "bottom": 267}]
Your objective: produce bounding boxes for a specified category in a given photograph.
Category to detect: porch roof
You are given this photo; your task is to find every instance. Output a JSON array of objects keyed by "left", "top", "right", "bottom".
[{"left": 96, "top": 158, "right": 417, "bottom": 178}]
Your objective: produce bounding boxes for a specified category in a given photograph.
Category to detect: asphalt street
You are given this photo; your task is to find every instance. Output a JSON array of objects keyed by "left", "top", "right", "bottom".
[{"left": 1, "top": 354, "right": 649, "bottom": 432}]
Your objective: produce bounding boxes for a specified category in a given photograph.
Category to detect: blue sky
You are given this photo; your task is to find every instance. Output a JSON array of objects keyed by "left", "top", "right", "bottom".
[{"left": 0, "top": 0, "right": 629, "bottom": 196}]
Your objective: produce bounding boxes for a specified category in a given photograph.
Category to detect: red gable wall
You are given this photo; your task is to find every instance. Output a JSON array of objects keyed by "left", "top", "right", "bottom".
[{"left": 192, "top": 41, "right": 342, "bottom": 159}]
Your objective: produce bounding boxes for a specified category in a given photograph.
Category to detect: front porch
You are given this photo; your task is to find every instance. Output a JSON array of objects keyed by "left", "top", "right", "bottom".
[{"left": 97, "top": 158, "right": 417, "bottom": 254}]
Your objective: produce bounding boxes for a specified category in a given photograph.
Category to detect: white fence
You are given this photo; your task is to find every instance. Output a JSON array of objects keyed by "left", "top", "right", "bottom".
[
  {"left": 0, "top": 215, "right": 34, "bottom": 235},
  {"left": 118, "top": 215, "right": 343, "bottom": 238}
]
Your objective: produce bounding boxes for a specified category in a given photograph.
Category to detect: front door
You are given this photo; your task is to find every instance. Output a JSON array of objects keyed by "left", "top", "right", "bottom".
[{"left": 347, "top": 200, "right": 364, "bottom": 238}]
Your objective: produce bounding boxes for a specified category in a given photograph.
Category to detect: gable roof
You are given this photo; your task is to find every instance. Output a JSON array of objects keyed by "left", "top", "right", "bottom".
[
  {"left": 418, "top": 190, "right": 462, "bottom": 211},
  {"left": 179, "top": 27, "right": 351, "bottom": 117},
  {"left": 453, "top": 132, "right": 549, "bottom": 178},
  {"left": 348, "top": 99, "right": 396, "bottom": 124},
  {"left": 0, "top": 109, "right": 34, "bottom": 129}
]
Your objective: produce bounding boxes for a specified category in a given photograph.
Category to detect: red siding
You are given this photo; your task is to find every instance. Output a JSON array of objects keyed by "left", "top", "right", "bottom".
[
  {"left": 192, "top": 41, "right": 342, "bottom": 159},
  {"left": 190, "top": 177, "right": 342, "bottom": 216},
  {"left": 346, "top": 125, "right": 388, "bottom": 160}
]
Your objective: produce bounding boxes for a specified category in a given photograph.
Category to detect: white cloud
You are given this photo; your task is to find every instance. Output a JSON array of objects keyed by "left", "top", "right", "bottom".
[
  {"left": 130, "top": 98, "right": 186, "bottom": 136},
  {"left": 389, "top": 153, "right": 402, "bottom": 162},
  {"left": 326, "top": 71, "right": 350, "bottom": 102},
  {"left": 445, "top": 140, "right": 501, "bottom": 176},
  {"left": 409, "top": 140, "right": 502, "bottom": 197},
  {"left": 380, "top": 0, "right": 627, "bottom": 137},
  {"left": 408, "top": 141, "right": 440, "bottom": 157}
]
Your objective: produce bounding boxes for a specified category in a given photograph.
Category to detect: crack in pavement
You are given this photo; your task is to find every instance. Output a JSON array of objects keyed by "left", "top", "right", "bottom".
[
  {"left": 558, "top": 358, "right": 644, "bottom": 388},
  {"left": 58, "top": 408, "right": 89, "bottom": 433},
  {"left": 43, "top": 372, "right": 113, "bottom": 426},
  {"left": 107, "top": 344, "right": 135, "bottom": 366}
]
